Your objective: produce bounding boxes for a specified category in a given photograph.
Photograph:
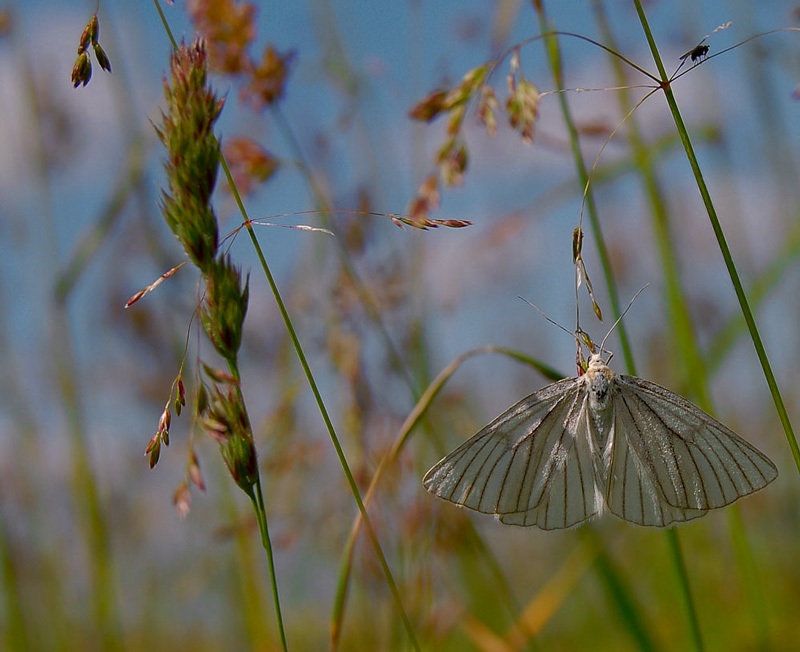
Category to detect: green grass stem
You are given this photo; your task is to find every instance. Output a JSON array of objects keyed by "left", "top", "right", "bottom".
[
  {"left": 249, "top": 479, "right": 289, "bottom": 651},
  {"left": 633, "top": 0, "right": 800, "bottom": 477},
  {"left": 534, "top": 6, "right": 674, "bottom": 648},
  {"left": 590, "top": 2, "right": 772, "bottom": 644},
  {"left": 154, "top": 11, "right": 289, "bottom": 647},
  {"left": 331, "top": 345, "right": 549, "bottom": 648},
  {"left": 219, "top": 155, "right": 420, "bottom": 650},
  {"left": 665, "top": 529, "right": 704, "bottom": 651},
  {"left": 23, "top": 20, "right": 123, "bottom": 648}
]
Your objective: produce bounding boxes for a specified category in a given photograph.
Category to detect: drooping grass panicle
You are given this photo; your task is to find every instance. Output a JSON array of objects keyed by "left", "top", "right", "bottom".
[{"left": 71, "top": 13, "right": 112, "bottom": 88}]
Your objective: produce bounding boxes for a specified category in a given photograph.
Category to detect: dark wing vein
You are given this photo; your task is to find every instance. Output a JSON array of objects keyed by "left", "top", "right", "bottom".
[
  {"left": 423, "top": 377, "right": 599, "bottom": 528},
  {"left": 606, "top": 392, "right": 709, "bottom": 526},
  {"left": 605, "top": 376, "right": 777, "bottom": 526},
  {"left": 498, "top": 394, "right": 600, "bottom": 529}
]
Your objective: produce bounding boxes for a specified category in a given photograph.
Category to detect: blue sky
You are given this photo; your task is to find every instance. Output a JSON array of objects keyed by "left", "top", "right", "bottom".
[{"left": 2, "top": 0, "right": 800, "bottom": 433}]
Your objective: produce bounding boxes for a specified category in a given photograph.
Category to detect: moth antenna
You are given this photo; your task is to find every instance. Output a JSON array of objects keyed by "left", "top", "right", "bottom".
[
  {"left": 521, "top": 297, "right": 603, "bottom": 369},
  {"left": 598, "top": 284, "right": 649, "bottom": 357},
  {"left": 518, "top": 296, "right": 575, "bottom": 339}
]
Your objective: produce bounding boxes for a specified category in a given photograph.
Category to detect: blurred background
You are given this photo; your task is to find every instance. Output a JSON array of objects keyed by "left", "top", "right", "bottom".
[{"left": 1, "top": 0, "right": 799, "bottom": 650}]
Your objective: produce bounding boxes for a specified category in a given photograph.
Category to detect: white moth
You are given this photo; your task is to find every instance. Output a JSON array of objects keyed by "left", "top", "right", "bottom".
[{"left": 423, "top": 353, "right": 778, "bottom": 529}]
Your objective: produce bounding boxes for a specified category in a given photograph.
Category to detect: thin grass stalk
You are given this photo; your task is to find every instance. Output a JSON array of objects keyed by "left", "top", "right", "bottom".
[
  {"left": 589, "top": 2, "right": 772, "bottom": 644},
  {"left": 633, "top": 1, "right": 798, "bottom": 647},
  {"left": 151, "top": 20, "right": 287, "bottom": 646},
  {"left": 582, "top": 528, "right": 660, "bottom": 652},
  {"left": 330, "top": 346, "right": 555, "bottom": 648},
  {"left": 265, "top": 64, "right": 519, "bottom": 648},
  {"left": 632, "top": 0, "right": 800, "bottom": 476},
  {"left": 665, "top": 529, "right": 704, "bottom": 651},
  {"left": 536, "top": 8, "right": 635, "bottom": 373},
  {"left": 153, "top": 0, "right": 177, "bottom": 50},
  {"left": 218, "top": 156, "right": 420, "bottom": 651},
  {"left": 21, "top": 21, "right": 122, "bottom": 648},
  {"left": 215, "top": 467, "right": 275, "bottom": 649},
  {"left": 534, "top": 5, "right": 665, "bottom": 648},
  {"left": 249, "top": 479, "right": 288, "bottom": 651},
  {"left": 229, "top": 358, "right": 288, "bottom": 652}
]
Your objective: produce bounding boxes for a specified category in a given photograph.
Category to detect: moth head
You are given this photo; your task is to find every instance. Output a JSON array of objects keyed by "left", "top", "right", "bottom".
[{"left": 587, "top": 353, "right": 611, "bottom": 370}]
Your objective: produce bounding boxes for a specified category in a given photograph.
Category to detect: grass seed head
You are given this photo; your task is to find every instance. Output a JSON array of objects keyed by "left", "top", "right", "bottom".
[{"left": 158, "top": 39, "right": 222, "bottom": 273}]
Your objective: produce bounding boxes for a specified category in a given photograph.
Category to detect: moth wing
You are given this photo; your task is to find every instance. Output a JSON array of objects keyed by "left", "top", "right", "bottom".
[
  {"left": 606, "top": 376, "right": 778, "bottom": 527},
  {"left": 423, "top": 378, "right": 601, "bottom": 529}
]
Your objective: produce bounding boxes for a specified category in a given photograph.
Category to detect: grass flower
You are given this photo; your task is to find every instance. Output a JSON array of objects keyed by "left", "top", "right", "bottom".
[{"left": 156, "top": 40, "right": 223, "bottom": 272}]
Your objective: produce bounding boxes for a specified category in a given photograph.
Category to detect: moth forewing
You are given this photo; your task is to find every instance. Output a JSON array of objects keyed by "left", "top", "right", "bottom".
[
  {"left": 421, "top": 377, "right": 583, "bottom": 515},
  {"left": 423, "top": 384, "right": 603, "bottom": 531},
  {"left": 497, "top": 393, "right": 604, "bottom": 530}
]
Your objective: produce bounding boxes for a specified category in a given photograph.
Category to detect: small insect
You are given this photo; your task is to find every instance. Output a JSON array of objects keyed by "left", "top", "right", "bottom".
[
  {"left": 680, "top": 44, "right": 710, "bottom": 63},
  {"left": 423, "top": 351, "right": 777, "bottom": 530}
]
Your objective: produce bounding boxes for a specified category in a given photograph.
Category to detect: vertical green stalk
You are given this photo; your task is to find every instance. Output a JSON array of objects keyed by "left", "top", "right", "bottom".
[
  {"left": 22, "top": 17, "right": 122, "bottom": 649},
  {"left": 588, "top": 0, "right": 709, "bottom": 407},
  {"left": 152, "top": 6, "right": 275, "bottom": 642},
  {"left": 216, "top": 470, "right": 275, "bottom": 649},
  {"left": 534, "top": 5, "right": 659, "bottom": 649},
  {"left": 248, "top": 478, "right": 288, "bottom": 651},
  {"left": 633, "top": 1, "right": 800, "bottom": 648},
  {"left": 589, "top": 2, "right": 770, "bottom": 645},
  {"left": 535, "top": 7, "right": 635, "bottom": 374},
  {"left": 152, "top": 34, "right": 288, "bottom": 648},
  {"left": 632, "top": 0, "right": 800, "bottom": 475},
  {"left": 219, "top": 157, "right": 421, "bottom": 651},
  {"left": 230, "top": 361, "right": 289, "bottom": 652},
  {"left": 665, "top": 530, "right": 704, "bottom": 651}
]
